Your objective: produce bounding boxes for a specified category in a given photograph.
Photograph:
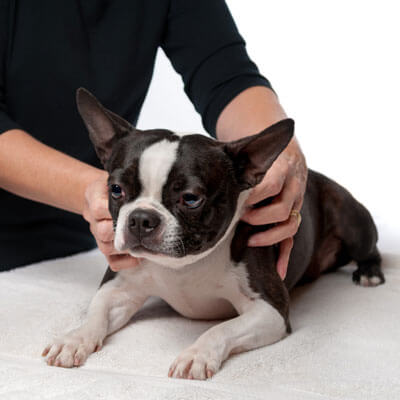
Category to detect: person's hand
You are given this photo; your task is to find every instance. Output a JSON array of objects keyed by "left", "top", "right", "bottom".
[
  {"left": 241, "top": 137, "right": 308, "bottom": 280},
  {"left": 82, "top": 172, "right": 140, "bottom": 271}
]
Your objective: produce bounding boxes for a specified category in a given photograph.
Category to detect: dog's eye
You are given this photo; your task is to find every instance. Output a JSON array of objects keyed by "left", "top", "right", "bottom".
[
  {"left": 181, "top": 193, "right": 203, "bottom": 209},
  {"left": 110, "top": 184, "right": 124, "bottom": 200}
]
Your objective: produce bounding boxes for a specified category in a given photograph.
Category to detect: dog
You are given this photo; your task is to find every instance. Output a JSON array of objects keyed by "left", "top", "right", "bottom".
[{"left": 42, "top": 88, "right": 384, "bottom": 380}]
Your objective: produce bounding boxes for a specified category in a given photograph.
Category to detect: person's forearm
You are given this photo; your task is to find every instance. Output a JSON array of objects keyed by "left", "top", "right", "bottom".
[
  {"left": 0, "top": 129, "right": 105, "bottom": 214},
  {"left": 216, "top": 86, "right": 288, "bottom": 141},
  {"left": 216, "top": 86, "right": 307, "bottom": 280}
]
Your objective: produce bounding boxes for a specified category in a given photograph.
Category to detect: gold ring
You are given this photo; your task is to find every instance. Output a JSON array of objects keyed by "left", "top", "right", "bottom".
[{"left": 290, "top": 209, "right": 302, "bottom": 227}]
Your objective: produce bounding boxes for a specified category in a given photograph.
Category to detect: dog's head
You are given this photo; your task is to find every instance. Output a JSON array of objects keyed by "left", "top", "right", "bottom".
[{"left": 77, "top": 88, "right": 294, "bottom": 267}]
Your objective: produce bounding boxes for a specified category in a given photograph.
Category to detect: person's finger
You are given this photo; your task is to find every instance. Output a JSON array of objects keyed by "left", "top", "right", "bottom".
[
  {"left": 276, "top": 237, "right": 293, "bottom": 280},
  {"left": 108, "top": 255, "right": 140, "bottom": 271},
  {"left": 247, "top": 214, "right": 299, "bottom": 247},
  {"left": 245, "top": 160, "right": 288, "bottom": 206},
  {"left": 97, "top": 240, "right": 115, "bottom": 256},
  {"left": 242, "top": 178, "right": 299, "bottom": 225},
  {"left": 90, "top": 197, "right": 110, "bottom": 220},
  {"left": 292, "top": 187, "right": 304, "bottom": 212},
  {"left": 95, "top": 219, "right": 114, "bottom": 242},
  {"left": 85, "top": 179, "right": 110, "bottom": 220}
]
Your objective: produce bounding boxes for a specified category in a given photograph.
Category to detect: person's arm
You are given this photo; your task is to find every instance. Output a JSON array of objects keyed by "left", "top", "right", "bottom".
[
  {"left": 216, "top": 86, "right": 308, "bottom": 279},
  {"left": 0, "top": 10, "right": 136, "bottom": 270},
  {"left": 0, "top": 129, "right": 139, "bottom": 270},
  {"left": 0, "top": 129, "right": 101, "bottom": 214},
  {"left": 162, "top": 0, "right": 307, "bottom": 279}
]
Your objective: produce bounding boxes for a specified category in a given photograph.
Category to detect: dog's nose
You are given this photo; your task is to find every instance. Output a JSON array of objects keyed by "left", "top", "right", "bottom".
[{"left": 128, "top": 209, "right": 161, "bottom": 238}]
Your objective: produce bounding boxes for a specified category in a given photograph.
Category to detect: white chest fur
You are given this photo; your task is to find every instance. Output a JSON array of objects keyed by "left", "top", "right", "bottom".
[{"left": 116, "top": 234, "right": 260, "bottom": 320}]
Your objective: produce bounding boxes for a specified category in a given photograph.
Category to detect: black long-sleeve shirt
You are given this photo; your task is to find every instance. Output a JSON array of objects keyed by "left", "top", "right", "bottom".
[{"left": 0, "top": 0, "right": 272, "bottom": 269}]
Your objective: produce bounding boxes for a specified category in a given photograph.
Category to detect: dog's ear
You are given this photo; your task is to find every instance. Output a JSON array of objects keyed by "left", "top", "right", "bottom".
[
  {"left": 76, "top": 88, "right": 134, "bottom": 165},
  {"left": 224, "top": 119, "right": 294, "bottom": 189}
]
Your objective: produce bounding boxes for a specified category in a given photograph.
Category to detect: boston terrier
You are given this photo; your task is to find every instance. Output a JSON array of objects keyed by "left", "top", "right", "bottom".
[{"left": 42, "top": 88, "right": 384, "bottom": 380}]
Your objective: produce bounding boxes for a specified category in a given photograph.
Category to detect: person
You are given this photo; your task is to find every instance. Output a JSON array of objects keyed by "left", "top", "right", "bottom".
[{"left": 0, "top": 0, "right": 307, "bottom": 277}]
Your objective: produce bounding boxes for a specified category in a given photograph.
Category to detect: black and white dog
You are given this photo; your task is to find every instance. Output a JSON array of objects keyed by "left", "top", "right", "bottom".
[{"left": 42, "top": 88, "right": 384, "bottom": 380}]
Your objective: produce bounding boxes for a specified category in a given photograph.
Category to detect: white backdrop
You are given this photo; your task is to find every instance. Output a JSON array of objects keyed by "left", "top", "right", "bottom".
[{"left": 137, "top": 0, "right": 400, "bottom": 252}]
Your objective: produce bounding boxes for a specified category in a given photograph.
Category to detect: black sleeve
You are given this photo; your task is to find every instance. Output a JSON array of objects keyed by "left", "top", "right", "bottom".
[
  {"left": 161, "top": 0, "right": 273, "bottom": 137},
  {"left": 0, "top": 0, "right": 22, "bottom": 135}
]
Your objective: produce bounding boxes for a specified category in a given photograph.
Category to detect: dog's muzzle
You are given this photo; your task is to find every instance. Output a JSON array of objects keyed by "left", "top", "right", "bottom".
[{"left": 128, "top": 208, "right": 161, "bottom": 239}]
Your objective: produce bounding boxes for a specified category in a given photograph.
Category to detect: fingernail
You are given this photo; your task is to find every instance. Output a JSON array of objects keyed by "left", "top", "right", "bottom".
[{"left": 278, "top": 265, "right": 287, "bottom": 280}]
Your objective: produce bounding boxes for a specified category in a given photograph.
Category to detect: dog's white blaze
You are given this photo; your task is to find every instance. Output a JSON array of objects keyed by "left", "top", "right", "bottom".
[
  {"left": 114, "top": 202, "right": 135, "bottom": 251},
  {"left": 138, "top": 139, "right": 179, "bottom": 201},
  {"left": 114, "top": 138, "right": 180, "bottom": 251}
]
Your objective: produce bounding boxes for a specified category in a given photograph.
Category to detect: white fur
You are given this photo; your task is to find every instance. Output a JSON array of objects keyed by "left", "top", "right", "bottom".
[
  {"left": 360, "top": 275, "right": 382, "bottom": 287},
  {"left": 138, "top": 139, "right": 179, "bottom": 200},
  {"left": 114, "top": 139, "right": 180, "bottom": 252},
  {"left": 168, "top": 298, "right": 286, "bottom": 379}
]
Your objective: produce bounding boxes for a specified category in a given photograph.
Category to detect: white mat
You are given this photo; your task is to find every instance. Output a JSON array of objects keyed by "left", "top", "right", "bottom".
[{"left": 0, "top": 229, "right": 399, "bottom": 399}]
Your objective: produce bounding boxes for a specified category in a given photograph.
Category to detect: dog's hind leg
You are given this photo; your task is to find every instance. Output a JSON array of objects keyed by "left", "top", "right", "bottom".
[
  {"left": 338, "top": 196, "right": 384, "bottom": 287},
  {"left": 352, "top": 250, "right": 384, "bottom": 287},
  {"left": 42, "top": 273, "right": 148, "bottom": 367}
]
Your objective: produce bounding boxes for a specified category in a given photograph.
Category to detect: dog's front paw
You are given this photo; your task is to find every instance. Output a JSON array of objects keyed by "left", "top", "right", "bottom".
[
  {"left": 168, "top": 345, "right": 222, "bottom": 380},
  {"left": 42, "top": 329, "right": 103, "bottom": 368}
]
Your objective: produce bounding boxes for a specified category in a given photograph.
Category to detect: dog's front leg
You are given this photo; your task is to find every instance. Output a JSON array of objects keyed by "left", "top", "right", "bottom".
[
  {"left": 168, "top": 298, "right": 287, "bottom": 380},
  {"left": 42, "top": 274, "right": 148, "bottom": 367}
]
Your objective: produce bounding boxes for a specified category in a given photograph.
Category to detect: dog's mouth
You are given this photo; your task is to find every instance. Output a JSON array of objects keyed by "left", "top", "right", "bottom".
[
  {"left": 127, "top": 243, "right": 182, "bottom": 260},
  {"left": 128, "top": 244, "right": 158, "bottom": 255},
  {"left": 115, "top": 227, "right": 186, "bottom": 260}
]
